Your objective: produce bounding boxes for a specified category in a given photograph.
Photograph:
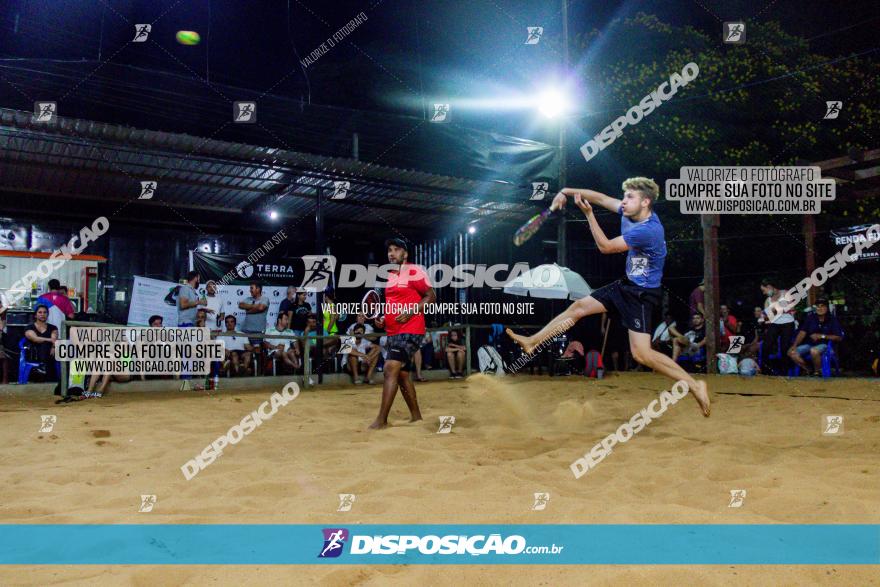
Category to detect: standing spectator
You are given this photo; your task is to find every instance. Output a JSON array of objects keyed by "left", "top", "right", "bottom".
[
  {"left": 322, "top": 288, "right": 340, "bottom": 353},
  {"left": 239, "top": 281, "right": 269, "bottom": 360},
  {"left": 148, "top": 315, "right": 164, "bottom": 328},
  {"left": 0, "top": 289, "right": 10, "bottom": 384},
  {"left": 688, "top": 280, "right": 705, "bottom": 318},
  {"left": 445, "top": 328, "right": 466, "bottom": 378},
  {"left": 176, "top": 271, "right": 204, "bottom": 380},
  {"left": 760, "top": 278, "right": 796, "bottom": 374},
  {"left": 284, "top": 289, "right": 311, "bottom": 334},
  {"left": 24, "top": 305, "right": 58, "bottom": 381},
  {"left": 281, "top": 288, "right": 311, "bottom": 357},
  {"left": 672, "top": 313, "right": 706, "bottom": 363},
  {"left": 652, "top": 312, "right": 682, "bottom": 356},
  {"left": 264, "top": 313, "right": 300, "bottom": 371},
  {"left": 787, "top": 298, "right": 844, "bottom": 375},
  {"left": 194, "top": 308, "right": 208, "bottom": 328},
  {"left": 204, "top": 280, "right": 223, "bottom": 330},
  {"left": 177, "top": 271, "right": 205, "bottom": 327},
  {"left": 35, "top": 279, "right": 75, "bottom": 332}
]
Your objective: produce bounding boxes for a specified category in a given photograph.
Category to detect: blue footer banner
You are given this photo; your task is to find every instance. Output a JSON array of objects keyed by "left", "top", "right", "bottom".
[{"left": 1, "top": 525, "right": 878, "bottom": 564}]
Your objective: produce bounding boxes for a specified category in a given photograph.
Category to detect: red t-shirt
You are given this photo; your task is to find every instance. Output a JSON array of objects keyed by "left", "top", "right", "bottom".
[{"left": 384, "top": 263, "right": 430, "bottom": 336}]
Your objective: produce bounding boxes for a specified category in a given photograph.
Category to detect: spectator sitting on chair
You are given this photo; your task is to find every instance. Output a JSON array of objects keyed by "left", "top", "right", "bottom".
[
  {"left": 282, "top": 289, "right": 311, "bottom": 342},
  {"left": 24, "top": 304, "right": 58, "bottom": 382},
  {"left": 346, "top": 324, "right": 378, "bottom": 384},
  {"left": 740, "top": 306, "right": 765, "bottom": 358},
  {"left": 672, "top": 313, "right": 706, "bottom": 363},
  {"left": 302, "top": 313, "right": 320, "bottom": 358},
  {"left": 264, "top": 313, "right": 300, "bottom": 371},
  {"left": 346, "top": 312, "right": 375, "bottom": 335},
  {"left": 651, "top": 312, "right": 682, "bottom": 356},
  {"left": 221, "top": 315, "right": 248, "bottom": 376},
  {"left": 719, "top": 304, "right": 739, "bottom": 351},
  {"left": 445, "top": 329, "right": 466, "bottom": 379},
  {"left": 194, "top": 308, "right": 208, "bottom": 328},
  {"left": 787, "top": 298, "right": 843, "bottom": 376}
]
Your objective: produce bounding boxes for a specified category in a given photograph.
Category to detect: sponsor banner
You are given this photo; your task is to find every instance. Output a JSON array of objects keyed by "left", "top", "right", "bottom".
[
  {"left": 0, "top": 525, "right": 877, "bottom": 564},
  {"left": 128, "top": 276, "right": 315, "bottom": 331},
  {"left": 192, "top": 251, "right": 304, "bottom": 286},
  {"left": 830, "top": 224, "right": 880, "bottom": 263},
  {"left": 127, "top": 276, "right": 180, "bottom": 326}
]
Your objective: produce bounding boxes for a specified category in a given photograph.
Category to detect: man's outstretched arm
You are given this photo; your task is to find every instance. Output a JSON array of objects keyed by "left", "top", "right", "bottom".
[{"left": 552, "top": 187, "right": 622, "bottom": 213}]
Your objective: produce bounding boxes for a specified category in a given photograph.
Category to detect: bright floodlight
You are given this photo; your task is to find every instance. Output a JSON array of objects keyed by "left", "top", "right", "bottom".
[
  {"left": 537, "top": 89, "right": 567, "bottom": 118},
  {"left": 468, "top": 225, "right": 477, "bottom": 234},
  {"left": 269, "top": 210, "right": 279, "bottom": 220}
]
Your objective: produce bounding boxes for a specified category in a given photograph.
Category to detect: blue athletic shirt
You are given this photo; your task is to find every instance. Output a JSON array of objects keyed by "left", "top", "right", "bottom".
[{"left": 619, "top": 204, "right": 666, "bottom": 288}]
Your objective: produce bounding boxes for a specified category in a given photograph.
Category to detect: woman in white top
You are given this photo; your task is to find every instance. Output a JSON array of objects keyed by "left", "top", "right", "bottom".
[{"left": 760, "top": 278, "right": 796, "bottom": 374}]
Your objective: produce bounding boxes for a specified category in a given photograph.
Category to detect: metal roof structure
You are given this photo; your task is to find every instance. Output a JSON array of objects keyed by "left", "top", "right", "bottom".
[{"left": 0, "top": 106, "right": 547, "bottom": 240}]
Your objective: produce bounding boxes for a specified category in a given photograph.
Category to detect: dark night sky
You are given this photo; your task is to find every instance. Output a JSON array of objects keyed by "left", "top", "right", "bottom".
[{"left": 1, "top": 0, "right": 877, "bottom": 139}]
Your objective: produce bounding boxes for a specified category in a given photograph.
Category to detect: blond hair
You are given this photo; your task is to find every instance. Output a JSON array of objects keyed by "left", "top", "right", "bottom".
[{"left": 622, "top": 177, "right": 659, "bottom": 209}]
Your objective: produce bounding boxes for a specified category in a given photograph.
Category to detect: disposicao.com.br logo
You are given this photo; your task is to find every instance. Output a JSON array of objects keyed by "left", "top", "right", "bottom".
[{"left": 317, "top": 529, "right": 563, "bottom": 558}]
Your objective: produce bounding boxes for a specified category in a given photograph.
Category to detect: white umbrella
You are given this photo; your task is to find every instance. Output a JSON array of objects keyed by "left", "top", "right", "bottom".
[{"left": 503, "top": 264, "right": 592, "bottom": 301}]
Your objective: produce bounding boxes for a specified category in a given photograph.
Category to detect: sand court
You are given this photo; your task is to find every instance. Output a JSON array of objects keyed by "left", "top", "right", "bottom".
[{"left": 1, "top": 372, "right": 878, "bottom": 584}]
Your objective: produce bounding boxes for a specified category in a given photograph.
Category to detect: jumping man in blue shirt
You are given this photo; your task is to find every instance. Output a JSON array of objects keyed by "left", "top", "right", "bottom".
[{"left": 507, "top": 178, "right": 711, "bottom": 416}]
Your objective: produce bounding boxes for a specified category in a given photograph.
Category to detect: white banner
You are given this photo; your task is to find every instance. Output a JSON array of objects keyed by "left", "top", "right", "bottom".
[
  {"left": 128, "top": 277, "right": 318, "bottom": 330},
  {"left": 127, "top": 276, "right": 180, "bottom": 326}
]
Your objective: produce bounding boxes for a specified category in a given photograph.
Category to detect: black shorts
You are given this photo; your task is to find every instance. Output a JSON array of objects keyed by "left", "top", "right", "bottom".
[
  {"left": 591, "top": 278, "right": 661, "bottom": 334},
  {"left": 386, "top": 334, "right": 423, "bottom": 371}
]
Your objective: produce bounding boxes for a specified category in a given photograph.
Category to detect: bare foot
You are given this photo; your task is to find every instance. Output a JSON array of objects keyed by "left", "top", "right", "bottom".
[
  {"left": 505, "top": 328, "right": 535, "bottom": 355},
  {"left": 410, "top": 414, "right": 423, "bottom": 423},
  {"left": 368, "top": 420, "right": 387, "bottom": 430},
  {"left": 692, "top": 380, "right": 711, "bottom": 417}
]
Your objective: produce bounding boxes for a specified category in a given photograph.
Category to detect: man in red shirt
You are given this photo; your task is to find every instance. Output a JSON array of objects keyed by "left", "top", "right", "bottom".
[{"left": 369, "top": 238, "right": 436, "bottom": 430}]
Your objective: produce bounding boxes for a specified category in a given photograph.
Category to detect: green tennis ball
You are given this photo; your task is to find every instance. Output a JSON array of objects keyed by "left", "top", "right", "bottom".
[{"left": 176, "top": 30, "right": 201, "bottom": 45}]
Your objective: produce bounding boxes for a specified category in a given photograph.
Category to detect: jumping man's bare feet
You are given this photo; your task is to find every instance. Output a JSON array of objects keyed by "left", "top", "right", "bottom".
[
  {"left": 692, "top": 380, "right": 711, "bottom": 417},
  {"left": 505, "top": 328, "right": 535, "bottom": 355}
]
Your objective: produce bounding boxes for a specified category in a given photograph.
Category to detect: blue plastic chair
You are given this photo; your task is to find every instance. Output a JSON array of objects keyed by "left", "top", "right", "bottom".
[
  {"left": 489, "top": 323, "right": 504, "bottom": 346},
  {"left": 788, "top": 340, "right": 841, "bottom": 379},
  {"left": 18, "top": 338, "right": 43, "bottom": 384},
  {"left": 676, "top": 346, "right": 707, "bottom": 371}
]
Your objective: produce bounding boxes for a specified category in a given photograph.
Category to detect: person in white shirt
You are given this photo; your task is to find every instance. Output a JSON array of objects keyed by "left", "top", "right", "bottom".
[
  {"left": 346, "top": 324, "right": 379, "bottom": 384},
  {"left": 204, "top": 280, "right": 224, "bottom": 330},
  {"left": 220, "top": 315, "right": 249, "bottom": 376},
  {"left": 651, "top": 312, "right": 682, "bottom": 355},
  {"left": 263, "top": 313, "right": 300, "bottom": 371},
  {"left": 760, "top": 278, "right": 796, "bottom": 375},
  {"left": 346, "top": 313, "right": 375, "bottom": 335}
]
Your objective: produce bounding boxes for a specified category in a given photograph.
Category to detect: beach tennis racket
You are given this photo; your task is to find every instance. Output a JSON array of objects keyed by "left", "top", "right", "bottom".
[
  {"left": 513, "top": 207, "right": 554, "bottom": 246},
  {"left": 361, "top": 288, "right": 383, "bottom": 320}
]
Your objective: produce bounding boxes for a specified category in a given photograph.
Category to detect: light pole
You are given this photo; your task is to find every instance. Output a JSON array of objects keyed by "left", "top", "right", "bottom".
[{"left": 557, "top": 0, "right": 569, "bottom": 267}]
